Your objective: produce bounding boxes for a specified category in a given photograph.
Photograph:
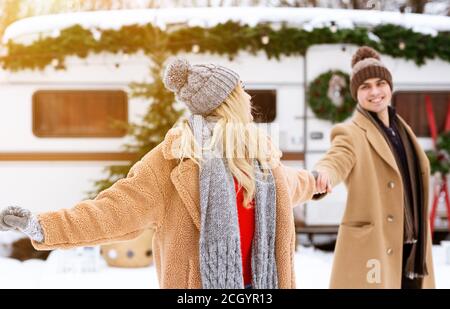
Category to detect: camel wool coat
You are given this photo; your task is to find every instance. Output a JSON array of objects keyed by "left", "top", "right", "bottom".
[
  {"left": 314, "top": 109, "right": 435, "bottom": 289},
  {"left": 32, "top": 127, "right": 316, "bottom": 288}
]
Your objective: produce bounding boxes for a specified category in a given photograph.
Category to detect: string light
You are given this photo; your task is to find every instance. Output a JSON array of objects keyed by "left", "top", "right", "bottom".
[
  {"left": 51, "top": 58, "right": 65, "bottom": 70},
  {"left": 191, "top": 44, "right": 200, "bottom": 53},
  {"left": 51, "top": 59, "right": 59, "bottom": 67},
  {"left": 261, "top": 35, "right": 270, "bottom": 45},
  {"left": 399, "top": 41, "right": 406, "bottom": 50}
]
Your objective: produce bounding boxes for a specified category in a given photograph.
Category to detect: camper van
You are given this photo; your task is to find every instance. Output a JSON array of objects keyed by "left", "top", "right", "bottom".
[{"left": 1, "top": 8, "right": 449, "bottom": 237}]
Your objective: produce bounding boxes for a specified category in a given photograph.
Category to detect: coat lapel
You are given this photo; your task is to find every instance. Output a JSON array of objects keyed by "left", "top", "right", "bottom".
[
  {"left": 162, "top": 127, "right": 201, "bottom": 231},
  {"left": 169, "top": 159, "right": 201, "bottom": 231},
  {"left": 397, "top": 116, "right": 430, "bottom": 174},
  {"left": 352, "top": 109, "right": 399, "bottom": 174}
]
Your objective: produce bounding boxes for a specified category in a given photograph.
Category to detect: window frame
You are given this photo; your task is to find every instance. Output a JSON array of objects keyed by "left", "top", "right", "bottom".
[
  {"left": 392, "top": 90, "right": 450, "bottom": 138},
  {"left": 32, "top": 89, "right": 129, "bottom": 138},
  {"left": 246, "top": 88, "right": 277, "bottom": 123}
]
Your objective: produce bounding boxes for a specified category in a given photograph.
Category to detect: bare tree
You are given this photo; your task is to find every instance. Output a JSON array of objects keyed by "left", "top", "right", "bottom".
[
  {"left": 146, "top": 0, "right": 160, "bottom": 8},
  {"left": 409, "top": 0, "right": 428, "bottom": 13},
  {"left": 277, "top": 0, "right": 303, "bottom": 7},
  {"left": 0, "top": 0, "right": 23, "bottom": 40},
  {"left": 351, "top": 0, "right": 363, "bottom": 9}
]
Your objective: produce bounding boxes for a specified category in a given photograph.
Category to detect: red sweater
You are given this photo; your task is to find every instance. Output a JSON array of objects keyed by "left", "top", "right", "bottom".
[{"left": 233, "top": 178, "right": 255, "bottom": 286}]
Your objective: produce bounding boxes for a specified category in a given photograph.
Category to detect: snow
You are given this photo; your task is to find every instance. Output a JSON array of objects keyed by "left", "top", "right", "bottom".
[
  {"left": 3, "top": 7, "right": 450, "bottom": 44},
  {"left": 0, "top": 230, "right": 24, "bottom": 244},
  {"left": 0, "top": 246, "right": 159, "bottom": 289},
  {"left": 424, "top": 2, "right": 449, "bottom": 16},
  {"left": 411, "top": 26, "right": 438, "bottom": 37},
  {"left": 0, "top": 244, "right": 448, "bottom": 289},
  {"left": 367, "top": 32, "right": 381, "bottom": 43}
]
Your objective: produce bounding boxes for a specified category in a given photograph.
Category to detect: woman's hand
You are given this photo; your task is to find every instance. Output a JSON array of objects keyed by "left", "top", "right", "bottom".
[
  {"left": 312, "top": 170, "right": 332, "bottom": 194},
  {"left": 0, "top": 206, "right": 44, "bottom": 242}
]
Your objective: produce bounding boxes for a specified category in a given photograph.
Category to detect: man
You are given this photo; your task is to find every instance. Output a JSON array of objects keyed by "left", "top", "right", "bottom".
[{"left": 313, "top": 46, "right": 435, "bottom": 289}]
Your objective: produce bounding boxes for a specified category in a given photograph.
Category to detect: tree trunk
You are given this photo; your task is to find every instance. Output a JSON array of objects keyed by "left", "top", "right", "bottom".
[{"left": 409, "top": 0, "right": 428, "bottom": 14}]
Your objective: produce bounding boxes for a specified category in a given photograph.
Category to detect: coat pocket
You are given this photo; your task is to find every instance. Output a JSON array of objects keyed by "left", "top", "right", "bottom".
[
  {"left": 340, "top": 221, "right": 374, "bottom": 229},
  {"left": 332, "top": 222, "right": 377, "bottom": 288},
  {"left": 339, "top": 222, "right": 374, "bottom": 239}
]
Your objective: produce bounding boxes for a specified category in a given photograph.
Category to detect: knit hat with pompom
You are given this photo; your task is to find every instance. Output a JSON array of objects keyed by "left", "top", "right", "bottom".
[
  {"left": 350, "top": 46, "right": 393, "bottom": 100},
  {"left": 163, "top": 58, "right": 240, "bottom": 115}
]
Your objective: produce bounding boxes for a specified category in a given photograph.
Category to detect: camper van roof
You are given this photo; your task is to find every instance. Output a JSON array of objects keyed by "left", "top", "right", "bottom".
[{"left": 3, "top": 7, "right": 450, "bottom": 44}]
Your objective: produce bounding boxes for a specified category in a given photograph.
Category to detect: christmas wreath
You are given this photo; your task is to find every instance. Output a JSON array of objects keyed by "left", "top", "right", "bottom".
[
  {"left": 427, "top": 131, "right": 450, "bottom": 175},
  {"left": 308, "top": 70, "right": 355, "bottom": 123}
]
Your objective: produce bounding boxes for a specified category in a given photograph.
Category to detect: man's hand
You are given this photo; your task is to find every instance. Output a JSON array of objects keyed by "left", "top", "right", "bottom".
[{"left": 312, "top": 170, "right": 332, "bottom": 194}]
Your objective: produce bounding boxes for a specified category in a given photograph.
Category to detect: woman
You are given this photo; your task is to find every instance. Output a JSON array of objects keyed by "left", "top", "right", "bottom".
[
  {"left": 313, "top": 47, "right": 435, "bottom": 289},
  {"left": 0, "top": 58, "right": 317, "bottom": 289}
]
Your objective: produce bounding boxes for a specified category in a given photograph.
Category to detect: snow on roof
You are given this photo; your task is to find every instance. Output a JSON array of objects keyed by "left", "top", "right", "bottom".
[{"left": 3, "top": 7, "right": 450, "bottom": 44}]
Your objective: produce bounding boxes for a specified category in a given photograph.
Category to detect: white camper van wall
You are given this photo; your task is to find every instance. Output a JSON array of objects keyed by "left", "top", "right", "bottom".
[
  {"left": 88, "top": 53, "right": 184, "bottom": 196},
  {"left": 308, "top": 70, "right": 354, "bottom": 123},
  {"left": 1, "top": 22, "right": 449, "bottom": 72},
  {"left": 0, "top": 16, "right": 447, "bottom": 193}
]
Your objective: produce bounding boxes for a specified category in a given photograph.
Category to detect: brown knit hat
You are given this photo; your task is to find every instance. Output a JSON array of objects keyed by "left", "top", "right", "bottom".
[{"left": 350, "top": 46, "right": 393, "bottom": 100}]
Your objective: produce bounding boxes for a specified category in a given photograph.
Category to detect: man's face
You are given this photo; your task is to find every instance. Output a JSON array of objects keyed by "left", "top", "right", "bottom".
[{"left": 357, "top": 77, "right": 392, "bottom": 113}]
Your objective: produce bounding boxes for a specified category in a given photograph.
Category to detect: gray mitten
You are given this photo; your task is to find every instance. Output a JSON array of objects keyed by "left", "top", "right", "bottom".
[{"left": 0, "top": 206, "right": 44, "bottom": 242}]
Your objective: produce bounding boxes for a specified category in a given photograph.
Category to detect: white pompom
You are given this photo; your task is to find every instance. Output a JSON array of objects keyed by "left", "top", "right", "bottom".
[{"left": 163, "top": 58, "right": 190, "bottom": 92}]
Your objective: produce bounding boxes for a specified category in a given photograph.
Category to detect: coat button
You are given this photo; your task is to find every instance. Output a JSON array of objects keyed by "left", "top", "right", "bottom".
[
  {"left": 387, "top": 215, "right": 394, "bottom": 222},
  {"left": 386, "top": 248, "right": 393, "bottom": 255},
  {"left": 388, "top": 181, "right": 395, "bottom": 189}
]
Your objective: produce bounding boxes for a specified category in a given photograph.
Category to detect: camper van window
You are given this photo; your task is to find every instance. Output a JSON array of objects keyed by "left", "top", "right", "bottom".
[
  {"left": 32, "top": 90, "right": 128, "bottom": 138},
  {"left": 393, "top": 91, "right": 450, "bottom": 137},
  {"left": 247, "top": 89, "right": 276, "bottom": 123}
]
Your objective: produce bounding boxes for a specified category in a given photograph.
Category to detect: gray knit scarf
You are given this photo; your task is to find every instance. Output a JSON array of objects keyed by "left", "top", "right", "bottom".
[{"left": 188, "top": 115, "right": 278, "bottom": 289}]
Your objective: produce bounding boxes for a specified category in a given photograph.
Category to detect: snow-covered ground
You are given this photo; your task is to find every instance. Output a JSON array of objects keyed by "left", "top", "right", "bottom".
[{"left": 0, "top": 243, "right": 449, "bottom": 289}]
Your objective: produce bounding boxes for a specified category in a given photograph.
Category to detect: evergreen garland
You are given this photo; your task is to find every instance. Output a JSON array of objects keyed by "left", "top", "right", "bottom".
[
  {"left": 427, "top": 131, "right": 450, "bottom": 175},
  {"left": 1, "top": 21, "right": 449, "bottom": 71}
]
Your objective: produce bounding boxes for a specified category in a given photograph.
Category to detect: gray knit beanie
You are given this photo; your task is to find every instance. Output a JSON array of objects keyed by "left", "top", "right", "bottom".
[{"left": 163, "top": 58, "right": 240, "bottom": 115}]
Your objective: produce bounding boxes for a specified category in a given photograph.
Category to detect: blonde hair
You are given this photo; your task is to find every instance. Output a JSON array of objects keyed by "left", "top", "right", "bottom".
[{"left": 175, "top": 84, "right": 280, "bottom": 208}]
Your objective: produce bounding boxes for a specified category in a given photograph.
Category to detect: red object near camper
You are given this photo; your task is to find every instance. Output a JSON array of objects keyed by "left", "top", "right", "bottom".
[{"left": 426, "top": 95, "right": 450, "bottom": 235}]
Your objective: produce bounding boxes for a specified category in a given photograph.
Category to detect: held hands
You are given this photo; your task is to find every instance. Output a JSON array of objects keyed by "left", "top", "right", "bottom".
[
  {"left": 312, "top": 170, "right": 332, "bottom": 195},
  {"left": 0, "top": 206, "right": 44, "bottom": 242}
]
